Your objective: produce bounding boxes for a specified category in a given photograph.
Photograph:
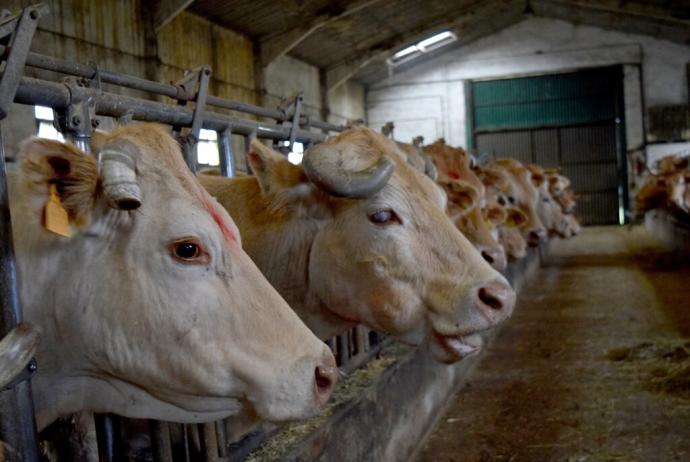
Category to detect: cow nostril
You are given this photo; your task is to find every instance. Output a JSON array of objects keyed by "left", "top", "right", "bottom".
[
  {"left": 315, "top": 366, "right": 336, "bottom": 395},
  {"left": 478, "top": 287, "right": 503, "bottom": 310},
  {"left": 481, "top": 250, "right": 494, "bottom": 264}
]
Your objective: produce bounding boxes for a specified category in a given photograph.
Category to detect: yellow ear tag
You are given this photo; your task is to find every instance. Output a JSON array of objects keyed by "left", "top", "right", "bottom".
[{"left": 43, "top": 184, "right": 72, "bottom": 237}]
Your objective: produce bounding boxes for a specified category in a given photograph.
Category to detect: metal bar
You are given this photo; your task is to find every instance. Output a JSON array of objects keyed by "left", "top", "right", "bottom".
[
  {"left": 94, "top": 414, "right": 121, "bottom": 462},
  {"left": 335, "top": 334, "right": 348, "bottom": 367},
  {"left": 214, "top": 420, "right": 228, "bottom": 457},
  {"left": 0, "top": 121, "right": 40, "bottom": 462},
  {"left": 13, "top": 77, "right": 328, "bottom": 144},
  {"left": 218, "top": 128, "right": 235, "bottom": 177},
  {"left": 201, "top": 422, "right": 219, "bottom": 461},
  {"left": 0, "top": 4, "right": 47, "bottom": 118},
  {"left": 0, "top": 45, "right": 344, "bottom": 132},
  {"left": 150, "top": 420, "right": 173, "bottom": 461}
]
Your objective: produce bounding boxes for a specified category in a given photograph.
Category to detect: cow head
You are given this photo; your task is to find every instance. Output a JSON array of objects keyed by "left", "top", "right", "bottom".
[
  {"left": 241, "top": 128, "right": 515, "bottom": 363},
  {"left": 14, "top": 124, "right": 336, "bottom": 429},
  {"left": 485, "top": 160, "right": 546, "bottom": 247},
  {"left": 423, "top": 141, "right": 507, "bottom": 271}
]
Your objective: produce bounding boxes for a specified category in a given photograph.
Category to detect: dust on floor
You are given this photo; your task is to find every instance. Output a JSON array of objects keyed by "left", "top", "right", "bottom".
[{"left": 416, "top": 226, "right": 690, "bottom": 462}]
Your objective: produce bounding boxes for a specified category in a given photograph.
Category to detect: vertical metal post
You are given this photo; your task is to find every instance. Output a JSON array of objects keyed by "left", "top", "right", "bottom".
[
  {"left": 218, "top": 127, "right": 235, "bottom": 178},
  {"left": 150, "top": 420, "right": 173, "bottom": 461},
  {"left": 0, "top": 122, "right": 40, "bottom": 462}
]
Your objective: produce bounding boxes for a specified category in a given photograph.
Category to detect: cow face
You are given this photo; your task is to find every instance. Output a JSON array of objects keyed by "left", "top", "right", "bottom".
[
  {"left": 13, "top": 125, "right": 336, "bottom": 429},
  {"left": 239, "top": 128, "right": 515, "bottom": 364},
  {"left": 424, "top": 142, "right": 507, "bottom": 271},
  {"left": 485, "top": 160, "right": 546, "bottom": 247}
]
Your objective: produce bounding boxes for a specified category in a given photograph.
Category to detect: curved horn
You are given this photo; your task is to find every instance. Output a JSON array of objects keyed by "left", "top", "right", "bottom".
[
  {"left": 98, "top": 139, "right": 142, "bottom": 210},
  {"left": 0, "top": 322, "right": 39, "bottom": 389},
  {"left": 303, "top": 144, "right": 395, "bottom": 199}
]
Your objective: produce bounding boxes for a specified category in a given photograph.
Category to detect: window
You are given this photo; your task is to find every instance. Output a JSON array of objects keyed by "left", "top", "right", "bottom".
[
  {"left": 286, "top": 141, "right": 304, "bottom": 165},
  {"left": 34, "top": 106, "right": 64, "bottom": 142},
  {"left": 197, "top": 129, "right": 219, "bottom": 166},
  {"left": 388, "top": 31, "right": 457, "bottom": 66}
]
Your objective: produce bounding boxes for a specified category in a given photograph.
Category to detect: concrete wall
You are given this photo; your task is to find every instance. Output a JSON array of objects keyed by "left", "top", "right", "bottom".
[{"left": 366, "top": 17, "right": 690, "bottom": 161}]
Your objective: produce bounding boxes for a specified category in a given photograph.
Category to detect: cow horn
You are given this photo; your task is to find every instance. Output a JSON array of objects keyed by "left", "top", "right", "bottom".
[
  {"left": 98, "top": 139, "right": 142, "bottom": 210},
  {"left": 303, "top": 144, "right": 395, "bottom": 199},
  {"left": 0, "top": 322, "right": 39, "bottom": 389}
]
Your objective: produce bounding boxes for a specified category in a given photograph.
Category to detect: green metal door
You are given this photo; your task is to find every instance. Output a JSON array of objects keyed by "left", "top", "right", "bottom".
[{"left": 470, "top": 67, "right": 627, "bottom": 226}]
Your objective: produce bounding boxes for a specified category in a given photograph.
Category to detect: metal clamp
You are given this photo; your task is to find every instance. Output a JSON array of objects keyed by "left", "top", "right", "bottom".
[
  {"left": 56, "top": 76, "right": 97, "bottom": 152},
  {"left": 381, "top": 121, "right": 395, "bottom": 139},
  {"left": 174, "top": 66, "right": 212, "bottom": 173}
]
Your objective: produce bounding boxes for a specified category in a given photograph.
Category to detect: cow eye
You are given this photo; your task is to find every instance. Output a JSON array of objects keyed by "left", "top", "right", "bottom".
[
  {"left": 508, "top": 196, "right": 516, "bottom": 204},
  {"left": 543, "top": 197, "right": 550, "bottom": 203},
  {"left": 170, "top": 239, "right": 208, "bottom": 264},
  {"left": 498, "top": 196, "right": 506, "bottom": 206},
  {"left": 369, "top": 209, "right": 401, "bottom": 226}
]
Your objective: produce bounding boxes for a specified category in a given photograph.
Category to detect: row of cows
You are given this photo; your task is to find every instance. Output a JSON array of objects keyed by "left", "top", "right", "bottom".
[
  {"left": 0, "top": 123, "right": 578, "bottom": 455},
  {"left": 636, "top": 155, "right": 690, "bottom": 217}
]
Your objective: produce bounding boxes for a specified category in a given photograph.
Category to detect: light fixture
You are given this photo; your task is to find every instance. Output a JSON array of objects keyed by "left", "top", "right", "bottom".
[{"left": 388, "top": 30, "right": 457, "bottom": 66}]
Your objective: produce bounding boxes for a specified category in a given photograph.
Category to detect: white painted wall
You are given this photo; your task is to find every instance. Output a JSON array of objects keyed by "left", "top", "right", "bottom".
[{"left": 367, "top": 17, "right": 690, "bottom": 157}]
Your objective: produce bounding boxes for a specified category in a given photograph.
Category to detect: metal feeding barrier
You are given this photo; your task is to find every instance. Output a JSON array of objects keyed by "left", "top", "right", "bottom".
[{"left": 0, "top": 4, "right": 385, "bottom": 461}]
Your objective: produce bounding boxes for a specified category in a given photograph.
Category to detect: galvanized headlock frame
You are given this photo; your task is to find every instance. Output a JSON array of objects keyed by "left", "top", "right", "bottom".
[{"left": 0, "top": 4, "right": 385, "bottom": 462}]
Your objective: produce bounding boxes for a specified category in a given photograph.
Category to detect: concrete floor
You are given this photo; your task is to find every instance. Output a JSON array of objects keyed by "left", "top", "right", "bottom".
[{"left": 416, "top": 226, "right": 690, "bottom": 462}]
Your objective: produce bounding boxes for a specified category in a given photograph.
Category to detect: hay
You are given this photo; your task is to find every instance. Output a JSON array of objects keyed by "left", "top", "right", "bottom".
[{"left": 244, "top": 352, "right": 399, "bottom": 462}]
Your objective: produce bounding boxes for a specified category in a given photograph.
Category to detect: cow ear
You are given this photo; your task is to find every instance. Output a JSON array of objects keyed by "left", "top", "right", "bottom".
[
  {"left": 505, "top": 208, "right": 527, "bottom": 228},
  {"left": 485, "top": 203, "right": 508, "bottom": 227},
  {"left": 531, "top": 172, "right": 545, "bottom": 187},
  {"left": 442, "top": 180, "right": 479, "bottom": 213},
  {"left": 19, "top": 137, "right": 99, "bottom": 230},
  {"left": 247, "top": 140, "right": 331, "bottom": 217}
]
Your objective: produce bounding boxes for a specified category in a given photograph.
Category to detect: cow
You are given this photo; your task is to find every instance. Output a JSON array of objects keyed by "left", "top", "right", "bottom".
[
  {"left": 8, "top": 124, "right": 337, "bottom": 431},
  {"left": 423, "top": 141, "right": 507, "bottom": 271},
  {"left": 482, "top": 159, "right": 547, "bottom": 247},
  {"left": 476, "top": 164, "right": 532, "bottom": 259},
  {"left": 200, "top": 127, "right": 516, "bottom": 364},
  {"left": 526, "top": 164, "right": 571, "bottom": 238}
]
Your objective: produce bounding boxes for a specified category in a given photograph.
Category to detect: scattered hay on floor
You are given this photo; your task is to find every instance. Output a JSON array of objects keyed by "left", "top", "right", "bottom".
[
  {"left": 648, "top": 365, "right": 690, "bottom": 397},
  {"left": 606, "top": 340, "right": 690, "bottom": 400}
]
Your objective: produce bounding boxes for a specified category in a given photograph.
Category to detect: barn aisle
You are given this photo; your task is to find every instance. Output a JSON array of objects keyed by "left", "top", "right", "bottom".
[{"left": 416, "top": 226, "right": 690, "bottom": 462}]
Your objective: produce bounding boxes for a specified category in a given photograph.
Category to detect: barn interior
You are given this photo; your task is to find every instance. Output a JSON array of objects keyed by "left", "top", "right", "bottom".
[{"left": 0, "top": 1, "right": 689, "bottom": 461}]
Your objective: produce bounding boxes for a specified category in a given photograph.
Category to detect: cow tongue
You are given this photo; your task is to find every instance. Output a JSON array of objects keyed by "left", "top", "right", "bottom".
[{"left": 432, "top": 331, "right": 483, "bottom": 362}]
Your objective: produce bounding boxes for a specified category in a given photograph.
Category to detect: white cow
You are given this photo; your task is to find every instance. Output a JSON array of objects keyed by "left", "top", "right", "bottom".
[{"left": 8, "top": 124, "right": 337, "bottom": 431}]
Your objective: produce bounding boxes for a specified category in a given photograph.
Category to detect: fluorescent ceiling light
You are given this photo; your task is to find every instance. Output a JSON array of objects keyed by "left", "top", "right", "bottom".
[
  {"left": 389, "top": 30, "right": 457, "bottom": 66},
  {"left": 417, "top": 31, "right": 454, "bottom": 50},
  {"left": 393, "top": 45, "right": 419, "bottom": 59}
]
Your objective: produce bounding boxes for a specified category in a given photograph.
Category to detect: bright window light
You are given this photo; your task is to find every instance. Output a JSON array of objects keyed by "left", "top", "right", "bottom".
[
  {"left": 389, "top": 30, "right": 457, "bottom": 66},
  {"left": 34, "top": 105, "right": 55, "bottom": 120},
  {"left": 287, "top": 141, "right": 304, "bottom": 165},
  {"left": 197, "top": 129, "right": 219, "bottom": 166},
  {"left": 34, "top": 105, "right": 64, "bottom": 142}
]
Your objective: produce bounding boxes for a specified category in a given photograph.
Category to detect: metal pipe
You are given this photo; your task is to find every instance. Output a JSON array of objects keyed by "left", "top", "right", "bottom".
[
  {"left": 1, "top": 45, "right": 345, "bottom": 132},
  {"left": 0, "top": 123, "right": 40, "bottom": 462},
  {"left": 13, "top": 77, "right": 328, "bottom": 144},
  {"left": 218, "top": 128, "right": 235, "bottom": 177}
]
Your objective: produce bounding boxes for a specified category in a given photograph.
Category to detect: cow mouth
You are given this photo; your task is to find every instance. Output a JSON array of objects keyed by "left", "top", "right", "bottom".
[{"left": 430, "top": 330, "right": 483, "bottom": 363}]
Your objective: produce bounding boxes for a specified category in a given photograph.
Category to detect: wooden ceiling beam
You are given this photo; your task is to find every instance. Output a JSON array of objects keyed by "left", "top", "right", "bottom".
[
  {"left": 152, "top": 0, "right": 194, "bottom": 32},
  {"left": 259, "top": 0, "right": 384, "bottom": 66}
]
